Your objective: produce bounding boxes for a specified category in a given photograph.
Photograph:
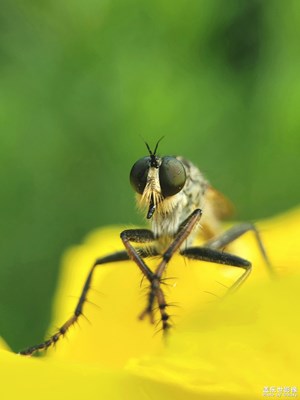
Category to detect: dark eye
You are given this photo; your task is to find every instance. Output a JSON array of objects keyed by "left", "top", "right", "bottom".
[
  {"left": 129, "top": 157, "right": 150, "bottom": 194},
  {"left": 159, "top": 157, "right": 186, "bottom": 197}
]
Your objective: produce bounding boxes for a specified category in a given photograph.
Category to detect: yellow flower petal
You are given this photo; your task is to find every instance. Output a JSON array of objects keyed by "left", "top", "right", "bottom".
[
  {"left": 46, "top": 228, "right": 253, "bottom": 366},
  {"left": 45, "top": 207, "right": 299, "bottom": 369},
  {"left": 127, "top": 274, "right": 300, "bottom": 398},
  {"left": 1, "top": 208, "right": 298, "bottom": 399},
  {"left": 0, "top": 348, "right": 197, "bottom": 400}
]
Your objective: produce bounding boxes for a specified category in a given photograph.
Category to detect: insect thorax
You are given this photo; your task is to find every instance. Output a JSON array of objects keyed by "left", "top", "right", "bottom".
[{"left": 149, "top": 156, "right": 208, "bottom": 249}]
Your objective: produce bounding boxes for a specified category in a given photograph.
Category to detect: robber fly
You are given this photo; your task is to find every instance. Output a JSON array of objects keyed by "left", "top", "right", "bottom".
[{"left": 20, "top": 139, "right": 273, "bottom": 355}]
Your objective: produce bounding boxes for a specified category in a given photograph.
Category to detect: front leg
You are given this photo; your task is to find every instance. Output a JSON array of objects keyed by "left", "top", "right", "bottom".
[
  {"left": 139, "top": 209, "right": 203, "bottom": 331},
  {"left": 20, "top": 250, "right": 131, "bottom": 356},
  {"left": 120, "top": 229, "right": 164, "bottom": 324},
  {"left": 20, "top": 243, "right": 160, "bottom": 356},
  {"left": 120, "top": 229, "right": 156, "bottom": 281}
]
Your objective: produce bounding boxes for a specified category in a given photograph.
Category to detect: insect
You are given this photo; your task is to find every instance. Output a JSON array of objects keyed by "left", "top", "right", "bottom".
[{"left": 20, "top": 139, "right": 273, "bottom": 355}]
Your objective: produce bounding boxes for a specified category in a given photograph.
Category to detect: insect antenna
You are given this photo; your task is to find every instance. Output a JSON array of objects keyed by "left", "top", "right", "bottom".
[
  {"left": 153, "top": 136, "right": 164, "bottom": 155},
  {"left": 143, "top": 136, "right": 165, "bottom": 167}
]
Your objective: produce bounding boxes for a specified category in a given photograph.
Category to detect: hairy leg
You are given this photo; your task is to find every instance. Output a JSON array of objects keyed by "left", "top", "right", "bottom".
[
  {"left": 139, "top": 209, "right": 203, "bottom": 330},
  {"left": 181, "top": 246, "right": 251, "bottom": 292},
  {"left": 19, "top": 246, "right": 156, "bottom": 356},
  {"left": 204, "top": 222, "right": 275, "bottom": 277}
]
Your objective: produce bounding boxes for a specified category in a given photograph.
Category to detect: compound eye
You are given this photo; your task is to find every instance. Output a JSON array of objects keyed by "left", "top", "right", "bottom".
[
  {"left": 129, "top": 157, "right": 150, "bottom": 194},
  {"left": 159, "top": 156, "right": 186, "bottom": 197}
]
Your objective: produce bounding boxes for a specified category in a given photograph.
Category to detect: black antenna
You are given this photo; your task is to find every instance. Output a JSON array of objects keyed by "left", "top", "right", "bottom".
[
  {"left": 143, "top": 136, "right": 164, "bottom": 168},
  {"left": 153, "top": 136, "right": 164, "bottom": 155},
  {"left": 145, "top": 141, "right": 153, "bottom": 155},
  {"left": 144, "top": 136, "right": 164, "bottom": 156}
]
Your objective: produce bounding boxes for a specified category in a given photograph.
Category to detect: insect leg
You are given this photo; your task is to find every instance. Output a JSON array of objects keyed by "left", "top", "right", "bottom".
[
  {"left": 156, "top": 209, "right": 203, "bottom": 278},
  {"left": 19, "top": 250, "right": 133, "bottom": 356},
  {"left": 120, "top": 229, "right": 157, "bottom": 281},
  {"left": 204, "top": 222, "right": 275, "bottom": 277},
  {"left": 181, "top": 246, "right": 251, "bottom": 292},
  {"left": 120, "top": 229, "right": 161, "bottom": 323},
  {"left": 139, "top": 209, "right": 203, "bottom": 330}
]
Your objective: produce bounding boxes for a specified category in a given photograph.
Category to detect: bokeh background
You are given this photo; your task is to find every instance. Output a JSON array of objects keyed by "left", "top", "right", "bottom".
[{"left": 0, "top": 0, "right": 299, "bottom": 352}]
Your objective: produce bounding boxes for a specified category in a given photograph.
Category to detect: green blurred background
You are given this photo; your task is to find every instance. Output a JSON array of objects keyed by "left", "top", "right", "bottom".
[{"left": 0, "top": 0, "right": 299, "bottom": 352}]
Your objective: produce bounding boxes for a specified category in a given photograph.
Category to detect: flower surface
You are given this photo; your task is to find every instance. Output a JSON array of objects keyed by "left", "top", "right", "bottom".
[{"left": 0, "top": 208, "right": 299, "bottom": 399}]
